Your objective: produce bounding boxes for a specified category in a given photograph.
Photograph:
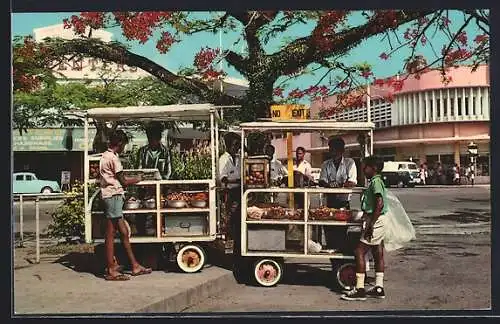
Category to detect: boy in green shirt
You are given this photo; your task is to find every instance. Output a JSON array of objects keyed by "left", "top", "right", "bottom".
[{"left": 342, "top": 155, "right": 388, "bottom": 301}]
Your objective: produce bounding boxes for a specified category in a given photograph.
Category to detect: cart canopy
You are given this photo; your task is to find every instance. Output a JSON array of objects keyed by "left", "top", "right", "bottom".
[
  {"left": 239, "top": 120, "right": 375, "bottom": 135},
  {"left": 86, "top": 104, "right": 226, "bottom": 122}
]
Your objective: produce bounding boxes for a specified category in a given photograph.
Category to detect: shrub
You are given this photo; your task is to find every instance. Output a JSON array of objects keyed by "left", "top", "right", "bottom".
[{"left": 47, "top": 181, "right": 98, "bottom": 240}]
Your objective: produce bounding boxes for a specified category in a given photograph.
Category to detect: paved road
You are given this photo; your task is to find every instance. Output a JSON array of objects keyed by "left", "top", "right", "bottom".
[
  {"left": 182, "top": 186, "right": 491, "bottom": 312},
  {"left": 12, "top": 200, "right": 62, "bottom": 236}
]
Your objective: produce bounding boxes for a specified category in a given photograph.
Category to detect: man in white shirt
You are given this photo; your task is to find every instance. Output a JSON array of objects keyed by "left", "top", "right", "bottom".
[
  {"left": 294, "top": 146, "right": 313, "bottom": 181},
  {"left": 265, "top": 144, "right": 288, "bottom": 185},
  {"left": 319, "top": 137, "right": 358, "bottom": 260},
  {"left": 218, "top": 132, "right": 242, "bottom": 253}
]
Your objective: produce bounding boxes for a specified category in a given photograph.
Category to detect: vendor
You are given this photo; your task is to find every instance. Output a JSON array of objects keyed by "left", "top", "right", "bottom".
[
  {"left": 134, "top": 122, "right": 171, "bottom": 236},
  {"left": 265, "top": 144, "right": 288, "bottom": 186},
  {"left": 136, "top": 122, "right": 171, "bottom": 180},
  {"left": 294, "top": 146, "right": 313, "bottom": 182},
  {"left": 218, "top": 132, "right": 242, "bottom": 253},
  {"left": 319, "top": 137, "right": 357, "bottom": 256}
]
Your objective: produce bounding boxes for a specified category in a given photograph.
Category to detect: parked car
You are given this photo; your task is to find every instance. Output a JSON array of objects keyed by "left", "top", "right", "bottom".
[
  {"left": 13, "top": 172, "right": 61, "bottom": 194},
  {"left": 382, "top": 161, "right": 420, "bottom": 188}
]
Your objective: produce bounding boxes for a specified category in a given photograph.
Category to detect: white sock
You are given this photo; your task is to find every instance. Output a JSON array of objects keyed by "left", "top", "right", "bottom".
[
  {"left": 375, "top": 272, "right": 384, "bottom": 288},
  {"left": 355, "top": 273, "right": 365, "bottom": 289}
]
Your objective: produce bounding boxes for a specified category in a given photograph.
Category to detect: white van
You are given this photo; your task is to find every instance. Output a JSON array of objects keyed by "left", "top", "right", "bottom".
[{"left": 382, "top": 161, "right": 420, "bottom": 188}]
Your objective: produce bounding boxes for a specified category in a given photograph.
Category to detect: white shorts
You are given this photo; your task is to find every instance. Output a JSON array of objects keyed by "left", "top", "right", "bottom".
[{"left": 360, "top": 215, "right": 386, "bottom": 246}]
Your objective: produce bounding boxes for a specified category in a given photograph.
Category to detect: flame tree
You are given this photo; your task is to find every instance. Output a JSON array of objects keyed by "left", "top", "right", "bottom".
[{"left": 13, "top": 10, "right": 489, "bottom": 125}]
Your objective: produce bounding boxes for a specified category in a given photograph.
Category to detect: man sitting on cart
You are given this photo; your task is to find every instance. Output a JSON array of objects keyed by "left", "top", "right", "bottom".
[
  {"left": 318, "top": 137, "right": 357, "bottom": 258},
  {"left": 219, "top": 132, "right": 242, "bottom": 252}
]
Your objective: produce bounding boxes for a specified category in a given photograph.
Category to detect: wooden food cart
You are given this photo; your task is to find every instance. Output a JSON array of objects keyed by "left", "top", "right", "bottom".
[
  {"left": 83, "top": 104, "right": 225, "bottom": 273},
  {"left": 238, "top": 120, "right": 375, "bottom": 287}
]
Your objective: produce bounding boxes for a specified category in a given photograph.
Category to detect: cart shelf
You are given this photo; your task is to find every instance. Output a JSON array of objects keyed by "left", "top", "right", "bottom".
[
  {"left": 244, "top": 251, "right": 355, "bottom": 260},
  {"left": 93, "top": 235, "right": 217, "bottom": 244},
  {"left": 246, "top": 220, "right": 305, "bottom": 225},
  {"left": 91, "top": 209, "right": 157, "bottom": 214},
  {"left": 307, "top": 220, "right": 362, "bottom": 226},
  {"left": 161, "top": 208, "right": 210, "bottom": 213}
]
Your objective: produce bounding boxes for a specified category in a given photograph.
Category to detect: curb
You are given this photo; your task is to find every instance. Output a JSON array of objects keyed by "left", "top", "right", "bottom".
[
  {"left": 411, "top": 185, "right": 490, "bottom": 189},
  {"left": 135, "top": 270, "right": 237, "bottom": 313}
]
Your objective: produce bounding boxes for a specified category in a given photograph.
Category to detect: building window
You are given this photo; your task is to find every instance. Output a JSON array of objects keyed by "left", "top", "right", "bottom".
[
  {"left": 458, "top": 97, "right": 463, "bottom": 116},
  {"left": 443, "top": 99, "right": 447, "bottom": 116},
  {"left": 465, "top": 97, "right": 469, "bottom": 115}
]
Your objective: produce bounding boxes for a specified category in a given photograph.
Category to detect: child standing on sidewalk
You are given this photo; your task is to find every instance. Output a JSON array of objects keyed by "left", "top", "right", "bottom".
[
  {"left": 341, "top": 155, "right": 388, "bottom": 301},
  {"left": 100, "top": 130, "right": 152, "bottom": 281}
]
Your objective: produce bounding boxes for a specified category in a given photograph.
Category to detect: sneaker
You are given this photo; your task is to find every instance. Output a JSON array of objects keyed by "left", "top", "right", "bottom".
[
  {"left": 366, "top": 286, "right": 386, "bottom": 299},
  {"left": 341, "top": 288, "right": 367, "bottom": 301}
]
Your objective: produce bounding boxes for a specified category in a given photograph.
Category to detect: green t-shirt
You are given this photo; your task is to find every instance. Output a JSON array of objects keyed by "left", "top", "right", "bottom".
[{"left": 361, "top": 174, "right": 388, "bottom": 215}]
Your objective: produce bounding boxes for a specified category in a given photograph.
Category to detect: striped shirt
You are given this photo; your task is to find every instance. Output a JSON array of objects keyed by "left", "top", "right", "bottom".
[{"left": 137, "top": 144, "right": 171, "bottom": 179}]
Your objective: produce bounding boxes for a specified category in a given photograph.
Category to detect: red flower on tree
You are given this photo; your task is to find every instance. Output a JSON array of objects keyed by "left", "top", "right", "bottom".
[
  {"left": 156, "top": 32, "right": 176, "bottom": 54},
  {"left": 273, "top": 87, "right": 284, "bottom": 98},
  {"left": 474, "top": 34, "right": 488, "bottom": 44},
  {"left": 379, "top": 52, "right": 389, "bottom": 60}
]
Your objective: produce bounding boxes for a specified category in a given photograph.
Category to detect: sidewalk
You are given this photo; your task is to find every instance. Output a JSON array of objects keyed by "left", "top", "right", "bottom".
[{"left": 13, "top": 246, "right": 237, "bottom": 314}]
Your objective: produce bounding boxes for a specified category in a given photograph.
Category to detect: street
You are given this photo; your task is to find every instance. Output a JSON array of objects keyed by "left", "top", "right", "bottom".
[
  {"left": 182, "top": 186, "right": 491, "bottom": 312},
  {"left": 12, "top": 199, "right": 62, "bottom": 236}
]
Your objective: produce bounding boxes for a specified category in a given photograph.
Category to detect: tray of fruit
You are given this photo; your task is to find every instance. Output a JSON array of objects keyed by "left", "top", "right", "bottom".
[
  {"left": 286, "top": 209, "right": 304, "bottom": 220},
  {"left": 309, "top": 206, "right": 336, "bottom": 220},
  {"left": 333, "top": 209, "right": 351, "bottom": 221}
]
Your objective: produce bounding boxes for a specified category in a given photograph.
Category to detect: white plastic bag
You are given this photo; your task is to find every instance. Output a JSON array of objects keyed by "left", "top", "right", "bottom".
[{"left": 384, "top": 190, "right": 416, "bottom": 251}]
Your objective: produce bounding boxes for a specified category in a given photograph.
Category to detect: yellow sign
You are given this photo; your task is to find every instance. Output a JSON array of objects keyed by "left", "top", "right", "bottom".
[{"left": 270, "top": 105, "right": 310, "bottom": 120}]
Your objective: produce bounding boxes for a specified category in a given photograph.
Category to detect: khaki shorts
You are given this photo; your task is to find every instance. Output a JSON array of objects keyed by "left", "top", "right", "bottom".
[{"left": 360, "top": 215, "right": 386, "bottom": 246}]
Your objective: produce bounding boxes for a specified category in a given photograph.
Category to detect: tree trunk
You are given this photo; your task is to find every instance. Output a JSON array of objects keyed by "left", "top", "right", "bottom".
[
  {"left": 92, "top": 122, "right": 110, "bottom": 154},
  {"left": 241, "top": 77, "right": 275, "bottom": 121}
]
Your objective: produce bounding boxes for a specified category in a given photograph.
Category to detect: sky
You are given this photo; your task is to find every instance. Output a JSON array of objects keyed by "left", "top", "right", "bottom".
[{"left": 11, "top": 11, "right": 486, "bottom": 99}]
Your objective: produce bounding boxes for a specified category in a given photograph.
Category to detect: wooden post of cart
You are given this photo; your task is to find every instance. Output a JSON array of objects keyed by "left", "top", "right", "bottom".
[{"left": 271, "top": 104, "right": 310, "bottom": 208}]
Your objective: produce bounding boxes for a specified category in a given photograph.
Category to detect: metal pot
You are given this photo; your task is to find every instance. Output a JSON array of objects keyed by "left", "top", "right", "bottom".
[
  {"left": 125, "top": 200, "right": 141, "bottom": 210},
  {"left": 143, "top": 199, "right": 156, "bottom": 209},
  {"left": 167, "top": 200, "right": 187, "bottom": 208},
  {"left": 190, "top": 200, "right": 207, "bottom": 208}
]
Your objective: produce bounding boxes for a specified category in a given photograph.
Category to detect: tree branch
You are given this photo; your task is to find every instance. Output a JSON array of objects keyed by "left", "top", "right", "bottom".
[
  {"left": 42, "top": 38, "right": 241, "bottom": 105},
  {"left": 464, "top": 9, "right": 489, "bottom": 28},
  {"left": 270, "top": 10, "right": 433, "bottom": 75}
]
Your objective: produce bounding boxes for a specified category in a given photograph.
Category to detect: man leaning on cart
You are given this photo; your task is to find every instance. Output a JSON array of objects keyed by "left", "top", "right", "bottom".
[{"left": 318, "top": 137, "right": 357, "bottom": 263}]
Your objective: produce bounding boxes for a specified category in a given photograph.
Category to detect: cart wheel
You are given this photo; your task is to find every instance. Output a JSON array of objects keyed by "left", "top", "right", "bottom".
[
  {"left": 176, "top": 244, "right": 206, "bottom": 273},
  {"left": 336, "top": 262, "right": 357, "bottom": 290},
  {"left": 253, "top": 258, "right": 283, "bottom": 287}
]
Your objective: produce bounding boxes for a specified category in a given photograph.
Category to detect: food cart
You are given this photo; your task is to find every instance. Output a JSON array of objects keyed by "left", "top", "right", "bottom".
[
  {"left": 237, "top": 120, "right": 375, "bottom": 288},
  {"left": 83, "top": 104, "right": 229, "bottom": 273}
]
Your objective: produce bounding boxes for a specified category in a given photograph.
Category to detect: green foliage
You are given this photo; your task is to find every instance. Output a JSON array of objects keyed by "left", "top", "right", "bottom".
[
  {"left": 47, "top": 181, "right": 89, "bottom": 239},
  {"left": 170, "top": 141, "right": 212, "bottom": 180},
  {"left": 13, "top": 76, "right": 185, "bottom": 134}
]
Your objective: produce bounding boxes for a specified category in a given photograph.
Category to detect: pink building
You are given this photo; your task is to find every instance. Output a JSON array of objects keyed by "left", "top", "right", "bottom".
[{"left": 272, "top": 65, "right": 490, "bottom": 181}]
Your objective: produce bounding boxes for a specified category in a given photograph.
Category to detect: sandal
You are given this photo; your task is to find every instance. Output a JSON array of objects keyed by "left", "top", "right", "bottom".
[
  {"left": 104, "top": 273, "right": 130, "bottom": 281},
  {"left": 131, "top": 267, "right": 152, "bottom": 276}
]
